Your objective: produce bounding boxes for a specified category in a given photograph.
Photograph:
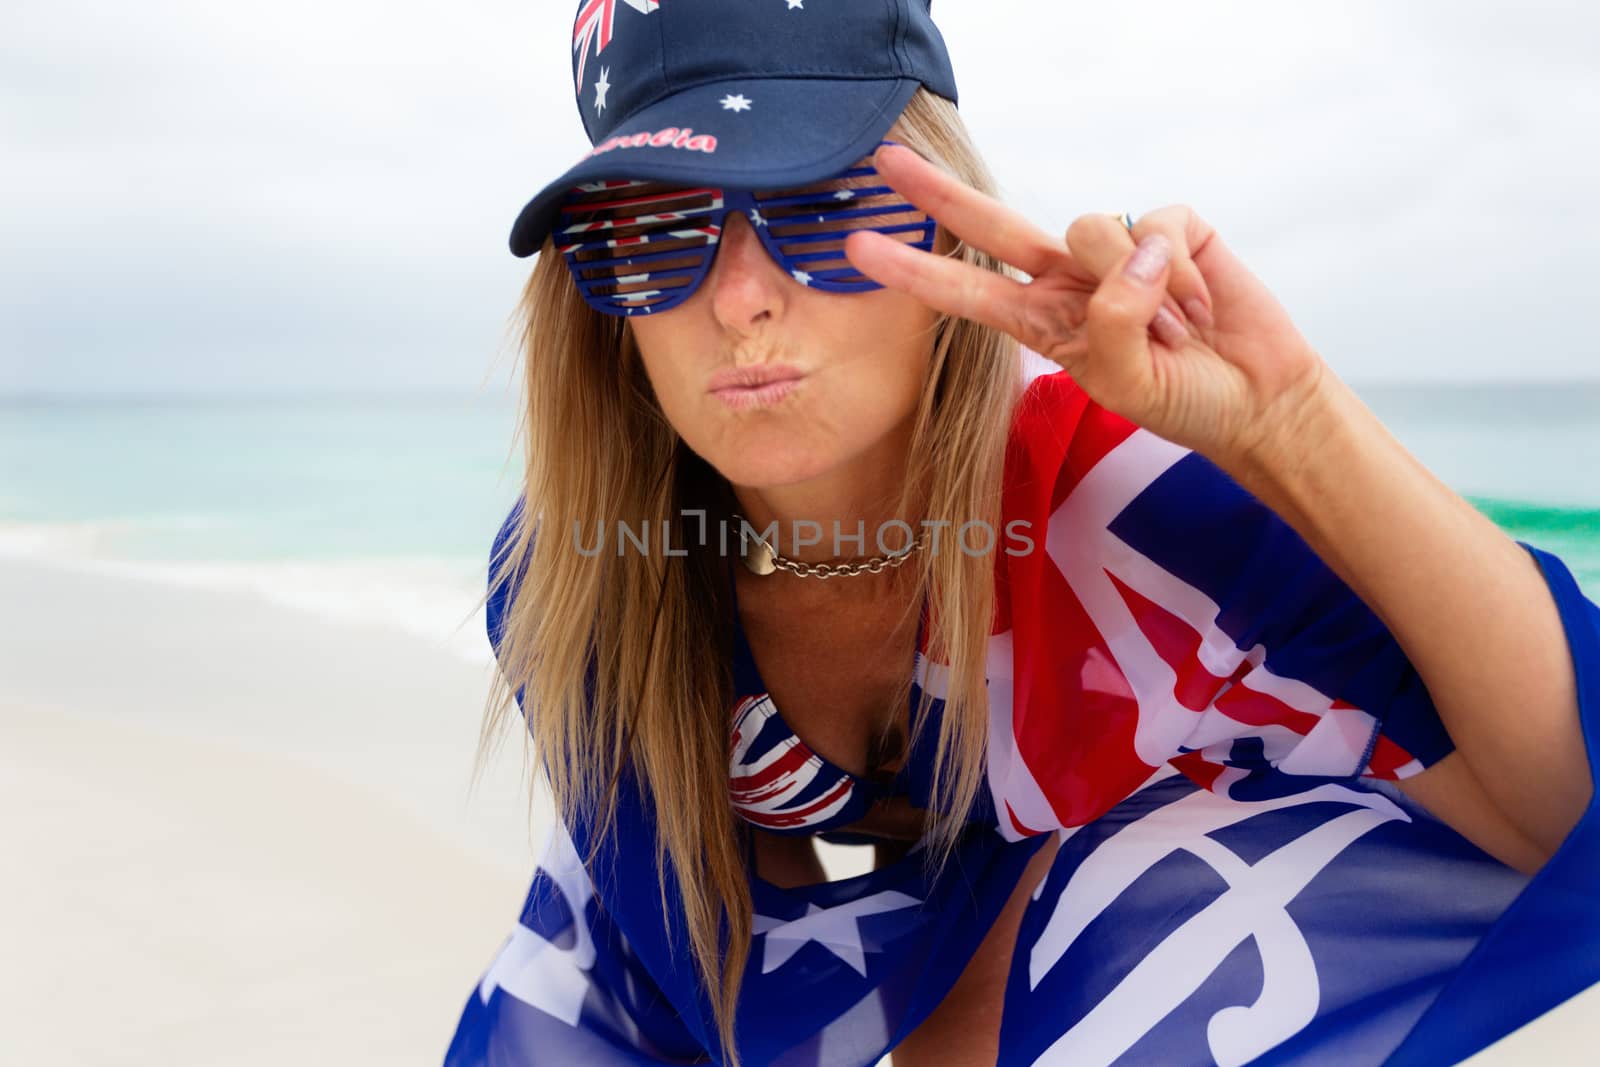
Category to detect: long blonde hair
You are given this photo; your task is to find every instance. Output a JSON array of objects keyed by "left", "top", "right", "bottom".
[{"left": 475, "top": 87, "right": 1022, "bottom": 1065}]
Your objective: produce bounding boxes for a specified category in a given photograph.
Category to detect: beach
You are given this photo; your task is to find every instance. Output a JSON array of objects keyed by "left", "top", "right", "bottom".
[
  {"left": 2, "top": 387, "right": 1597, "bottom": 1064},
  {"left": 0, "top": 554, "right": 542, "bottom": 1065}
]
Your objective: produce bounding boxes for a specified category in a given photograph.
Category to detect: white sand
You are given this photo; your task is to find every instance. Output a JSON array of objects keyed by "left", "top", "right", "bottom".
[
  {"left": 0, "top": 703, "right": 529, "bottom": 1065},
  {"left": 0, "top": 555, "right": 542, "bottom": 1065},
  {"left": 1, "top": 554, "right": 1594, "bottom": 1065}
]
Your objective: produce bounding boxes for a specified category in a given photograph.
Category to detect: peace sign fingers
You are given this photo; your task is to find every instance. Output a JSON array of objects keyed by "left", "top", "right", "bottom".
[
  {"left": 868, "top": 143, "right": 1079, "bottom": 283},
  {"left": 843, "top": 225, "right": 1092, "bottom": 368}
]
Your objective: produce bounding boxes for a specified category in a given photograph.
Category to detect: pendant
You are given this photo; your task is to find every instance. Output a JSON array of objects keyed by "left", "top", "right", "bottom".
[{"left": 740, "top": 530, "right": 777, "bottom": 576}]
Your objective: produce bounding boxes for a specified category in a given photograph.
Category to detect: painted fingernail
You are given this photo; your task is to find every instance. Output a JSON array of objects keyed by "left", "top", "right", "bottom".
[
  {"left": 1182, "top": 296, "right": 1215, "bottom": 330},
  {"left": 1152, "top": 306, "right": 1188, "bottom": 347},
  {"left": 1124, "top": 234, "right": 1171, "bottom": 287}
]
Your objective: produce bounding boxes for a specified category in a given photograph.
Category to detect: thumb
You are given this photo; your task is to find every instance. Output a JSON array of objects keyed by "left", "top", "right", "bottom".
[{"left": 1083, "top": 233, "right": 1174, "bottom": 395}]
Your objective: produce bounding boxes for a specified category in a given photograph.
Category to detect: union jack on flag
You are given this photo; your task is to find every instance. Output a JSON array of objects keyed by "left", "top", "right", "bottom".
[{"left": 980, "top": 354, "right": 1450, "bottom": 841}]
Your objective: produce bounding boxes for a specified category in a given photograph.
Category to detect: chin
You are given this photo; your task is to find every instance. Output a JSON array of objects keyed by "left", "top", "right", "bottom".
[
  {"left": 712, "top": 453, "right": 836, "bottom": 492},
  {"left": 704, "top": 436, "right": 840, "bottom": 491}
]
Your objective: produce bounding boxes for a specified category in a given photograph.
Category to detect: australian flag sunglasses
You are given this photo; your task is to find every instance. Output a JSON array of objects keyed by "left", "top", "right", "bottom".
[{"left": 555, "top": 140, "right": 937, "bottom": 318}]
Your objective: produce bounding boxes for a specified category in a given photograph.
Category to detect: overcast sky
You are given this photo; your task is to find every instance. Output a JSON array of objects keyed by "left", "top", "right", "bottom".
[{"left": 2, "top": 0, "right": 1596, "bottom": 396}]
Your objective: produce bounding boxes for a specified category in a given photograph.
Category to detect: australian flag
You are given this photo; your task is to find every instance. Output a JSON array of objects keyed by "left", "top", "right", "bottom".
[{"left": 444, "top": 358, "right": 1600, "bottom": 1066}]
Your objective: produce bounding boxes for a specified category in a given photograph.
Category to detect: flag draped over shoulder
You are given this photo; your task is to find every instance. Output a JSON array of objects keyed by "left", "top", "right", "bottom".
[
  {"left": 444, "top": 363, "right": 1600, "bottom": 1067},
  {"left": 984, "top": 367, "right": 1453, "bottom": 840}
]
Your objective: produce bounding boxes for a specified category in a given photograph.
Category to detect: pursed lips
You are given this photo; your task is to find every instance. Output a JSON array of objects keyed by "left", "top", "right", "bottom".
[{"left": 707, "top": 365, "right": 808, "bottom": 411}]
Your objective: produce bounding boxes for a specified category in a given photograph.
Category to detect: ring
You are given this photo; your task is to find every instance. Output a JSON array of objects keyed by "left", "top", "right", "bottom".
[{"left": 1109, "top": 211, "right": 1137, "bottom": 237}]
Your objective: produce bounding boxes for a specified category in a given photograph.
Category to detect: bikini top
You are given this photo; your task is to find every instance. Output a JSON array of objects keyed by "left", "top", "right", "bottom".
[{"left": 724, "top": 555, "right": 976, "bottom": 843}]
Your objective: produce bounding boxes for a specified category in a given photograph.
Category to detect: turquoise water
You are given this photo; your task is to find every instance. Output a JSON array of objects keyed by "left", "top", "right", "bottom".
[
  {"left": 0, "top": 394, "right": 521, "bottom": 562},
  {"left": 1, "top": 385, "right": 1595, "bottom": 628},
  {"left": 0, "top": 393, "right": 525, "bottom": 662}
]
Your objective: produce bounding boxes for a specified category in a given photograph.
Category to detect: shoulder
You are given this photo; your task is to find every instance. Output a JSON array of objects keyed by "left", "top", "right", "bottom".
[{"left": 1001, "top": 351, "right": 1184, "bottom": 534}]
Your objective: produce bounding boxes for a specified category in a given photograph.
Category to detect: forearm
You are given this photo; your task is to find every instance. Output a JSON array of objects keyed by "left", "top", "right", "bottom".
[{"left": 1226, "top": 366, "right": 1590, "bottom": 856}]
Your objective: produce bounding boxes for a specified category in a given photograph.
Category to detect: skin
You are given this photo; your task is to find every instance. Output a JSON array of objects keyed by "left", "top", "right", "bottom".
[{"left": 626, "top": 142, "right": 1593, "bottom": 1061}]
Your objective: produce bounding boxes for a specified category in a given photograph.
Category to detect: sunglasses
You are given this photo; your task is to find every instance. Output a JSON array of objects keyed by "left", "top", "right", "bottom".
[{"left": 555, "top": 140, "right": 936, "bottom": 318}]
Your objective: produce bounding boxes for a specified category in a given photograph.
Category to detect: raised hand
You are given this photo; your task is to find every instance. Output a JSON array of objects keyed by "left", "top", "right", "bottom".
[{"left": 844, "top": 144, "right": 1331, "bottom": 468}]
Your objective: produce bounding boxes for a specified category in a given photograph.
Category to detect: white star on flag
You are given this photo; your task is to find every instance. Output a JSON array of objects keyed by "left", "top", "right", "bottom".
[
  {"left": 594, "top": 67, "right": 611, "bottom": 113},
  {"left": 786, "top": 0, "right": 805, "bottom": 9},
  {"left": 833, "top": 189, "right": 855, "bottom": 201},
  {"left": 749, "top": 209, "right": 767, "bottom": 227},
  {"left": 476, "top": 822, "right": 599, "bottom": 1024},
  {"left": 792, "top": 269, "right": 813, "bottom": 286},
  {"left": 752, "top": 890, "right": 920, "bottom": 976},
  {"left": 720, "top": 93, "right": 753, "bottom": 112}
]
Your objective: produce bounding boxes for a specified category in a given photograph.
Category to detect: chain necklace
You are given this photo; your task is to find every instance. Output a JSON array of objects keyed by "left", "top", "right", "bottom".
[{"left": 731, "top": 512, "right": 929, "bottom": 579}]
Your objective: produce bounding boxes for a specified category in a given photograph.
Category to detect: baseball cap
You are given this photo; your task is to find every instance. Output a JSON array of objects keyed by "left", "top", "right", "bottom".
[{"left": 507, "top": 0, "right": 959, "bottom": 258}]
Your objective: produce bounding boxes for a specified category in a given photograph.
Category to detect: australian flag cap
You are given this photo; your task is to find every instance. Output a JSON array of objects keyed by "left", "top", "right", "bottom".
[{"left": 507, "top": 0, "right": 959, "bottom": 258}]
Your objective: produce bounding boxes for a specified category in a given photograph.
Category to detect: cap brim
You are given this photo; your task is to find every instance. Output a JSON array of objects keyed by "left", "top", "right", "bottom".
[{"left": 508, "top": 76, "right": 922, "bottom": 258}]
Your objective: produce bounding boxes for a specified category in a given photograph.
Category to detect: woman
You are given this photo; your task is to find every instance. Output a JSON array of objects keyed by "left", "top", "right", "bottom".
[{"left": 445, "top": 2, "right": 1600, "bottom": 1064}]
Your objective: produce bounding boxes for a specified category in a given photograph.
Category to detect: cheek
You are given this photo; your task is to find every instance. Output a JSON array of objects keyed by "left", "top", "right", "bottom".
[
  {"left": 628, "top": 326, "right": 702, "bottom": 415},
  {"left": 788, "top": 298, "right": 935, "bottom": 453},
  {"left": 849, "top": 295, "right": 939, "bottom": 393}
]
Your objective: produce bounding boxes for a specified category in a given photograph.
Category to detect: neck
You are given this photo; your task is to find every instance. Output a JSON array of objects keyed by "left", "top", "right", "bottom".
[
  {"left": 725, "top": 416, "right": 927, "bottom": 603},
  {"left": 728, "top": 415, "right": 925, "bottom": 564}
]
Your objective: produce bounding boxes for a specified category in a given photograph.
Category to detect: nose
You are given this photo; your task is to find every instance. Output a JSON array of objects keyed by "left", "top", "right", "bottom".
[{"left": 706, "top": 209, "right": 786, "bottom": 333}]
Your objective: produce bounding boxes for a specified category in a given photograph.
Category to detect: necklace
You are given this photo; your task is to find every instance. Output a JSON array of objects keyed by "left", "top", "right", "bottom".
[{"left": 731, "top": 512, "right": 929, "bottom": 579}]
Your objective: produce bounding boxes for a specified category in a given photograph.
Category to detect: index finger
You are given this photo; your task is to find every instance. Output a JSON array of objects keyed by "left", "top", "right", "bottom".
[
  {"left": 843, "top": 228, "right": 1034, "bottom": 344},
  {"left": 874, "top": 144, "right": 1066, "bottom": 279}
]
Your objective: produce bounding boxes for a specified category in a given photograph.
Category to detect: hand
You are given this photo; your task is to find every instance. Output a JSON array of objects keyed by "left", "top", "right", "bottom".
[{"left": 843, "top": 144, "right": 1331, "bottom": 467}]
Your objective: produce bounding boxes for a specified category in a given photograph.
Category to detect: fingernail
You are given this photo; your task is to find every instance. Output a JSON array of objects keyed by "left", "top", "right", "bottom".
[
  {"left": 1124, "top": 234, "right": 1171, "bottom": 287},
  {"left": 1152, "top": 306, "right": 1188, "bottom": 347},
  {"left": 1182, "top": 296, "right": 1215, "bottom": 330}
]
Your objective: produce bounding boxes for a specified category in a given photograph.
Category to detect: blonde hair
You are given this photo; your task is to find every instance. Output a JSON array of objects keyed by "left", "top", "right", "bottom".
[{"left": 475, "top": 87, "right": 1022, "bottom": 1065}]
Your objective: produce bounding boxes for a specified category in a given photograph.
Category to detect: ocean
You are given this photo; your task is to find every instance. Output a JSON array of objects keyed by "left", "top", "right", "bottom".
[
  {"left": 0, "top": 392, "right": 524, "bottom": 664},
  {"left": 1, "top": 384, "right": 1596, "bottom": 664}
]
